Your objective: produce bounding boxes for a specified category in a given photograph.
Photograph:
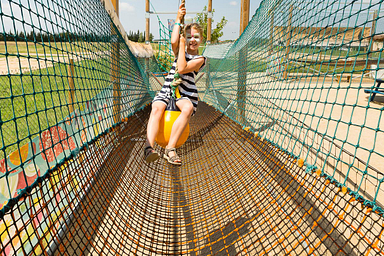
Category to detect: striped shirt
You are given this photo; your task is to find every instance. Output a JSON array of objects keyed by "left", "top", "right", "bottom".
[{"left": 153, "top": 52, "right": 206, "bottom": 115}]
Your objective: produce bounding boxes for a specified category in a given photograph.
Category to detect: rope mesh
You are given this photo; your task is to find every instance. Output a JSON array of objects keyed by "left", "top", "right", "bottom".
[
  {"left": 0, "top": 0, "right": 384, "bottom": 255},
  {"left": 201, "top": 0, "right": 384, "bottom": 212},
  {"left": 155, "top": 13, "right": 174, "bottom": 72}
]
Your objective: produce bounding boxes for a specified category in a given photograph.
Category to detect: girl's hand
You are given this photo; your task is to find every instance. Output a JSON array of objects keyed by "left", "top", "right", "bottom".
[{"left": 176, "top": 3, "right": 186, "bottom": 22}]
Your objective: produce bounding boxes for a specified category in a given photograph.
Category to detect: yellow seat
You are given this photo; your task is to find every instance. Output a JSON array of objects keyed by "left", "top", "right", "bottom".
[{"left": 155, "top": 98, "right": 189, "bottom": 148}]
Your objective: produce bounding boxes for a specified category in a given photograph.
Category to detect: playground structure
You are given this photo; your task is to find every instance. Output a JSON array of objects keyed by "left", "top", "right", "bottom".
[{"left": 0, "top": 0, "right": 384, "bottom": 255}]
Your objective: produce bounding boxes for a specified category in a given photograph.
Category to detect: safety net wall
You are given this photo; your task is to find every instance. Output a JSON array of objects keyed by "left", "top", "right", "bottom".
[
  {"left": 0, "top": 0, "right": 155, "bottom": 254},
  {"left": 0, "top": 0, "right": 384, "bottom": 255},
  {"left": 154, "top": 12, "right": 173, "bottom": 72},
  {"left": 202, "top": 0, "right": 384, "bottom": 211}
]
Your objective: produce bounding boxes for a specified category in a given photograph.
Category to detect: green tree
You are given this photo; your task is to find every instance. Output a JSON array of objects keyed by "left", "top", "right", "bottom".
[
  {"left": 128, "top": 30, "right": 154, "bottom": 43},
  {"left": 144, "top": 32, "right": 154, "bottom": 42},
  {"left": 195, "top": 6, "right": 228, "bottom": 43},
  {"left": 138, "top": 32, "right": 144, "bottom": 43}
]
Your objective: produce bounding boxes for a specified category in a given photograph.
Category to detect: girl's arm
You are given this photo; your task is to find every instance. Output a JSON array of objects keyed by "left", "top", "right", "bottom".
[{"left": 171, "top": 4, "right": 186, "bottom": 56}]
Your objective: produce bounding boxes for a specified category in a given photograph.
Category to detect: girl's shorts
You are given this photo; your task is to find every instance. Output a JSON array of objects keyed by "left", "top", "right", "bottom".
[{"left": 152, "top": 90, "right": 197, "bottom": 116}]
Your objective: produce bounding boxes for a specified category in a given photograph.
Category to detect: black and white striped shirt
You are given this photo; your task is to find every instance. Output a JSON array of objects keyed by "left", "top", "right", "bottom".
[{"left": 153, "top": 52, "right": 206, "bottom": 114}]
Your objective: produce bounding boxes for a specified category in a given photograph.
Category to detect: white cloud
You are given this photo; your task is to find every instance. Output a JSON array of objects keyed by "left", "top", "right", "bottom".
[
  {"left": 120, "top": 2, "right": 135, "bottom": 12},
  {"left": 229, "top": 1, "right": 237, "bottom": 6}
]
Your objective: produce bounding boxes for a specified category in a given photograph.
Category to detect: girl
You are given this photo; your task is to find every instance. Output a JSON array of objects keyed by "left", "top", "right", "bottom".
[{"left": 144, "top": 3, "right": 206, "bottom": 165}]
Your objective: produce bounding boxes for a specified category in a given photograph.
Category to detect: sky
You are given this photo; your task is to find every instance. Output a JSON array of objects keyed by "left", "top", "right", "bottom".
[{"left": 118, "top": 0, "right": 263, "bottom": 41}]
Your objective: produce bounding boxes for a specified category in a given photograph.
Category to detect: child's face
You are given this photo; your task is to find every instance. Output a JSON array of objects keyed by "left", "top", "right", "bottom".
[{"left": 186, "top": 27, "right": 201, "bottom": 52}]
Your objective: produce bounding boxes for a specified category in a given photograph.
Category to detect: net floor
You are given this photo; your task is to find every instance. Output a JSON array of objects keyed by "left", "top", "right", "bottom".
[{"left": 55, "top": 102, "right": 383, "bottom": 255}]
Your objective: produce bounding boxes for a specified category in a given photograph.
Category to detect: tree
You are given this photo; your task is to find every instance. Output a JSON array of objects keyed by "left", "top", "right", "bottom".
[
  {"left": 195, "top": 6, "right": 228, "bottom": 43},
  {"left": 138, "top": 32, "right": 144, "bottom": 43},
  {"left": 127, "top": 30, "right": 154, "bottom": 43}
]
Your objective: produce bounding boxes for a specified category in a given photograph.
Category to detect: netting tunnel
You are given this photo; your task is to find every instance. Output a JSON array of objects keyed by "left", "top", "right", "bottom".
[{"left": 1, "top": 0, "right": 384, "bottom": 255}]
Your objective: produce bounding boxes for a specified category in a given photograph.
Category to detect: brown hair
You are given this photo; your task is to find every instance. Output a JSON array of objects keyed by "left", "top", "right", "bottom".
[{"left": 184, "top": 23, "right": 204, "bottom": 39}]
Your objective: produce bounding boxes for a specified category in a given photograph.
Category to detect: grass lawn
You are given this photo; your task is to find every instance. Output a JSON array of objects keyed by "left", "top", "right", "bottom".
[
  {"left": 0, "top": 57, "right": 112, "bottom": 156},
  {"left": 0, "top": 41, "right": 104, "bottom": 58}
]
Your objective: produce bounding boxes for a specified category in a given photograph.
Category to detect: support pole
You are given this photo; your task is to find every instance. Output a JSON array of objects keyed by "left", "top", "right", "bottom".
[
  {"left": 237, "top": 0, "right": 250, "bottom": 126},
  {"left": 145, "top": 0, "right": 150, "bottom": 87},
  {"left": 240, "top": 0, "right": 250, "bottom": 34},
  {"left": 369, "top": 10, "right": 378, "bottom": 60},
  {"left": 111, "top": 0, "right": 121, "bottom": 125},
  {"left": 207, "top": 0, "right": 212, "bottom": 44},
  {"left": 283, "top": 5, "right": 293, "bottom": 80},
  {"left": 146, "top": 0, "right": 150, "bottom": 44},
  {"left": 370, "top": 10, "right": 378, "bottom": 52},
  {"left": 205, "top": 0, "right": 212, "bottom": 93},
  {"left": 205, "top": 56, "right": 210, "bottom": 95},
  {"left": 67, "top": 59, "right": 75, "bottom": 113}
]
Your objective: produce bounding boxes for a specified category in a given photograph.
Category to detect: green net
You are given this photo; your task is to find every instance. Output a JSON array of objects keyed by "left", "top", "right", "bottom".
[
  {"left": 150, "top": 2, "right": 174, "bottom": 73},
  {"left": 0, "top": 0, "right": 154, "bottom": 219},
  {"left": 155, "top": 16, "right": 173, "bottom": 72},
  {"left": 201, "top": 0, "right": 384, "bottom": 211},
  {"left": 0, "top": 0, "right": 384, "bottom": 255}
]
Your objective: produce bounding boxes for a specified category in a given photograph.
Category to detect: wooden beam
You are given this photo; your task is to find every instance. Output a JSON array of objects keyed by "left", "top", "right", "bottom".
[
  {"left": 373, "top": 34, "right": 384, "bottom": 41},
  {"left": 290, "top": 58, "right": 384, "bottom": 66},
  {"left": 111, "top": 0, "right": 119, "bottom": 17},
  {"left": 238, "top": 0, "right": 250, "bottom": 126},
  {"left": 205, "top": 0, "right": 211, "bottom": 90},
  {"left": 207, "top": 0, "right": 212, "bottom": 43},
  {"left": 240, "top": 0, "right": 250, "bottom": 35},
  {"left": 111, "top": 0, "right": 121, "bottom": 124},
  {"left": 369, "top": 10, "right": 378, "bottom": 54},
  {"left": 146, "top": 0, "right": 150, "bottom": 43}
]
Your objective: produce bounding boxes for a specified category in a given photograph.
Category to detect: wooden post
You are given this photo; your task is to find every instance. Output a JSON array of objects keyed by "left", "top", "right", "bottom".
[
  {"left": 205, "top": 0, "right": 212, "bottom": 92},
  {"left": 146, "top": 0, "right": 150, "bottom": 44},
  {"left": 207, "top": 0, "right": 212, "bottom": 43},
  {"left": 283, "top": 5, "right": 293, "bottom": 80},
  {"left": 364, "top": 10, "right": 378, "bottom": 79},
  {"left": 240, "top": 0, "right": 250, "bottom": 34},
  {"left": 68, "top": 59, "right": 75, "bottom": 113},
  {"left": 144, "top": 0, "right": 150, "bottom": 87},
  {"left": 111, "top": 0, "right": 121, "bottom": 124},
  {"left": 370, "top": 10, "right": 378, "bottom": 55},
  {"left": 111, "top": 0, "right": 119, "bottom": 17},
  {"left": 205, "top": 59, "right": 210, "bottom": 94},
  {"left": 237, "top": 0, "right": 250, "bottom": 126}
]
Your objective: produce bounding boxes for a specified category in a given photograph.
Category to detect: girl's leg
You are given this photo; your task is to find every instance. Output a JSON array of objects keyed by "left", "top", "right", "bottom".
[
  {"left": 145, "top": 101, "right": 166, "bottom": 148},
  {"left": 166, "top": 99, "right": 193, "bottom": 161}
]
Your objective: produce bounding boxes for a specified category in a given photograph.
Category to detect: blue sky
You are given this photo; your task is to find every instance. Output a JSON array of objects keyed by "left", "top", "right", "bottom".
[{"left": 118, "top": 0, "right": 263, "bottom": 41}]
